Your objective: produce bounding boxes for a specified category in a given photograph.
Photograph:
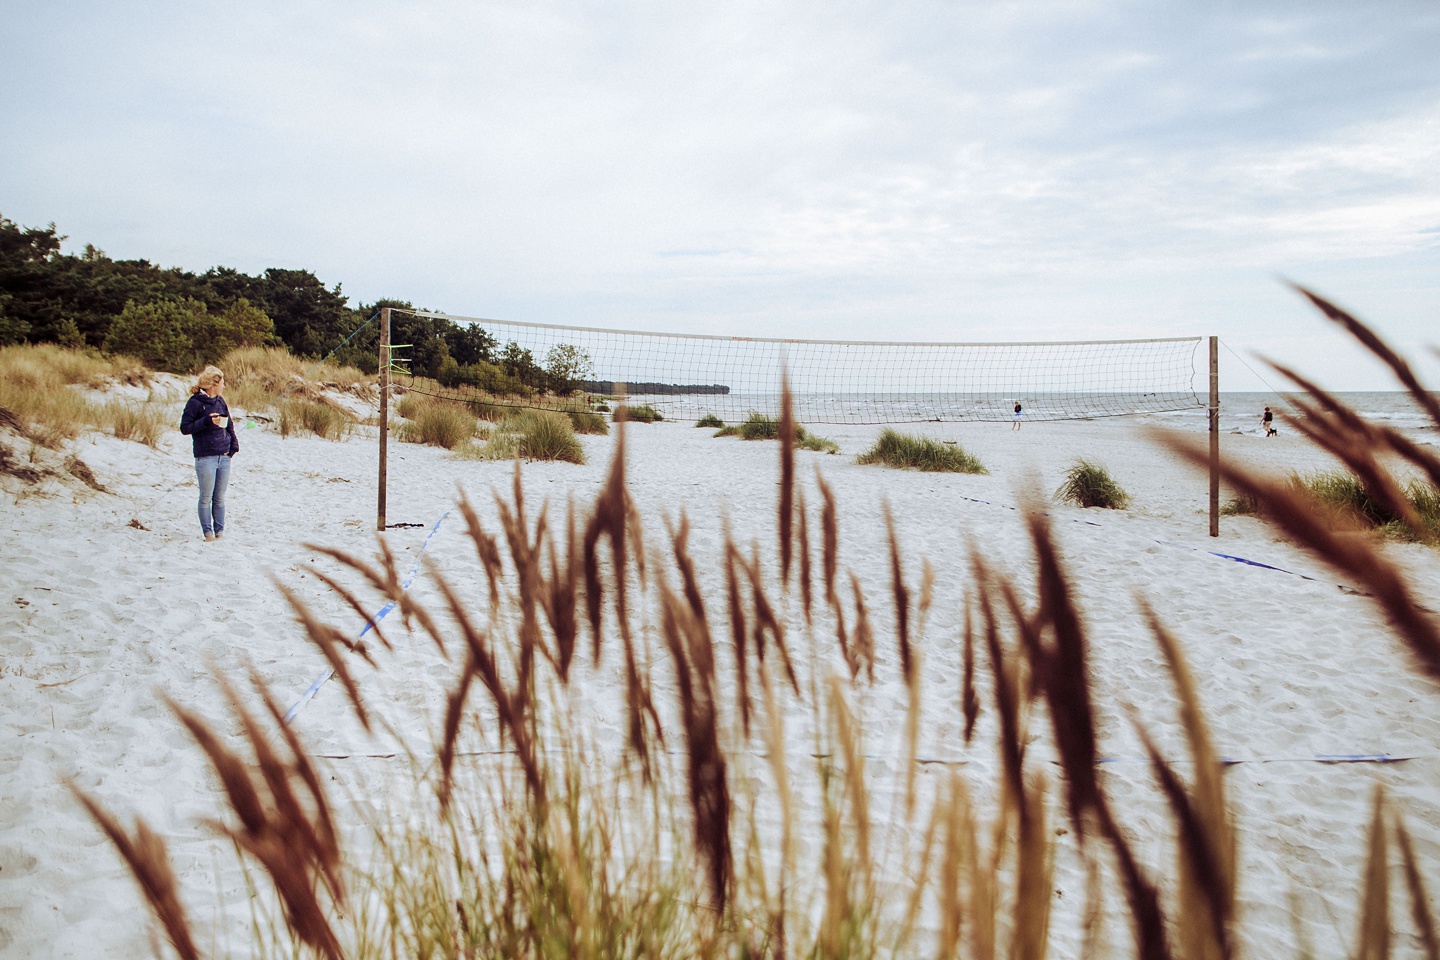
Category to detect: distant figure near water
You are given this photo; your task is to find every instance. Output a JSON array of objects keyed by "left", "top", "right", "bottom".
[
  {"left": 1262, "top": 406, "right": 1276, "bottom": 437},
  {"left": 1012, "top": 401, "right": 1023, "bottom": 431}
]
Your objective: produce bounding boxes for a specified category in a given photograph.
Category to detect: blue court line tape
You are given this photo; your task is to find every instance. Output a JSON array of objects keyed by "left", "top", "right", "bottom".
[
  {"left": 282, "top": 508, "right": 452, "bottom": 726},
  {"left": 953, "top": 494, "right": 1367, "bottom": 595},
  {"left": 305, "top": 748, "right": 1433, "bottom": 766}
]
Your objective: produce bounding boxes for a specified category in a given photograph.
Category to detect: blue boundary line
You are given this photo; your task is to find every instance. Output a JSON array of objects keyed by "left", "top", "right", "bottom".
[
  {"left": 304, "top": 748, "right": 1433, "bottom": 765},
  {"left": 281, "top": 508, "right": 452, "bottom": 726}
]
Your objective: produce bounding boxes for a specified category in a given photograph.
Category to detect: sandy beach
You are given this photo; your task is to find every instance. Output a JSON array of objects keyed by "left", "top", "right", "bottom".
[{"left": 3, "top": 388, "right": 1439, "bottom": 959}]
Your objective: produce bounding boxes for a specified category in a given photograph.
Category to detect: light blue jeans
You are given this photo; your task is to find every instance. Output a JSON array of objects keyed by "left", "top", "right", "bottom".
[{"left": 195, "top": 455, "right": 231, "bottom": 537}]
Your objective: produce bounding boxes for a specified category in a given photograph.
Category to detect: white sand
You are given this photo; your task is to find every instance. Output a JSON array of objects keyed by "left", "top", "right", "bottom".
[{"left": 3, "top": 395, "right": 1439, "bottom": 958}]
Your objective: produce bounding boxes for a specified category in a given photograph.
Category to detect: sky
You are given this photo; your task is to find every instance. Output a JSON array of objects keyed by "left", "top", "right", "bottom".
[{"left": 3, "top": 0, "right": 1438, "bottom": 390}]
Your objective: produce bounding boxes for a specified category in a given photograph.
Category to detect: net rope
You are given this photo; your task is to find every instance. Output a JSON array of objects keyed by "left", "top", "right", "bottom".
[{"left": 393, "top": 310, "right": 1205, "bottom": 425}]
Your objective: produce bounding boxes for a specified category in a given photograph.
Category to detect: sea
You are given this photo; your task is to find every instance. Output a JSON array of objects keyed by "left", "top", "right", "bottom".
[{"left": 628, "top": 391, "right": 1439, "bottom": 445}]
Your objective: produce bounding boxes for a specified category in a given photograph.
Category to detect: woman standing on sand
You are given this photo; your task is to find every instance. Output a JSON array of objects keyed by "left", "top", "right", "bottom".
[
  {"left": 180, "top": 366, "right": 239, "bottom": 542},
  {"left": 1012, "top": 400, "right": 1023, "bottom": 431}
]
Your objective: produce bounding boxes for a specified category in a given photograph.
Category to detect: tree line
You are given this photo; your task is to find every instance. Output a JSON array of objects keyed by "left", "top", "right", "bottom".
[{"left": 0, "top": 214, "right": 591, "bottom": 394}]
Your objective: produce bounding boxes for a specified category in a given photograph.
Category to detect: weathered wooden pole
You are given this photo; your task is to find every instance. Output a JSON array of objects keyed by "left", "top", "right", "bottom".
[
  {"left": 1209, "top": 335, "right": 1220, "bottom": 538},
  {"left": 377, "top": 307, "right": 391, "bottom": 532}
]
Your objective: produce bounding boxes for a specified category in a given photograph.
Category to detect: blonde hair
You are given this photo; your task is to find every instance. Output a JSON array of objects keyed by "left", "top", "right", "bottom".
[{"left": 191, "top": 366, "right": 225, "bottom": 396}]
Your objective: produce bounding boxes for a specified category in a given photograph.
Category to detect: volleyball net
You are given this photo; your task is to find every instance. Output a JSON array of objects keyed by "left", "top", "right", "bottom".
[{"left": 391, "top": 310, "right": 1206, "bottom": 425}]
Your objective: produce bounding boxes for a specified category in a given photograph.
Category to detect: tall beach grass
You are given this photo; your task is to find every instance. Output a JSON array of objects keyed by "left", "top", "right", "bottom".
[
  {"left": 75, "top": 291, "right": 1440, "bottom": 959},
  {"left": 855, "top": 429, "right": 986, "bottom": 473}
]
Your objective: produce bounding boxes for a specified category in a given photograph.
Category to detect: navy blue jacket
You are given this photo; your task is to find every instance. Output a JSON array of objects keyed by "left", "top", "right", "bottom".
[{"left": 180, "top": 392, "right": 240, "bottom": 458}]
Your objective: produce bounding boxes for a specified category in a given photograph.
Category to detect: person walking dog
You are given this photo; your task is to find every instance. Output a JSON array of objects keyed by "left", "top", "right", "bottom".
[
  {"left": 1262, "top": 406, "right": 1276, "bottom": 437},
  {"left": 180, "top": 366, "right": 239, "bottom": 541}
]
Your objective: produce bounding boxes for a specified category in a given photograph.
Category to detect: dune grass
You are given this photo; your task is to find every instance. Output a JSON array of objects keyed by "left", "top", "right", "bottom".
[
  {"left": 855, "top": 429, "right": 986, "bottom": 473},
  {"left": 696, "top": 413, "right": 724, "bottom": 428},
  {"left": 460, "top": 409, "right": 585, "bottom": 463},
  {"left": 394, "top": 395, "right": 475, "bottom": 449},
  {"left": 279, "top": 398, "right": 356, "bottom": 441},
  {"left": 1054, "top": 458, "right": 1131, "bottom": 509},
  {"left": 103, "top": 401, "right": 168, "bottom": 448},
  {"left": 1290, "top": 469, "right": 1440, "bottom": 542},
  {"left": 613, "top": 403, "right": 663, "bottom": 423},
  {"left": 0, "top": 344, "right": 154, "bottom": 448},
  {"left": 73, "top": 292, "right": 1440, "bottom": 960},
  {"left": 714, "top": 411, "right": 839, "bottom": 453}
]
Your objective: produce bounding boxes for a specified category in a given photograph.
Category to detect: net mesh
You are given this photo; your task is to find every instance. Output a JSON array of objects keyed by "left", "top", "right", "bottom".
[{"left": 393, "top": 311, "right": 1205, "bottom": 425}]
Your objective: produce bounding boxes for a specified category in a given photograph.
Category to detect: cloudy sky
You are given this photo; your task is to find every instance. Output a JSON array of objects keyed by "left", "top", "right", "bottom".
[{"left": 3, "top": 1, "right": 1438, "bottom": 389}]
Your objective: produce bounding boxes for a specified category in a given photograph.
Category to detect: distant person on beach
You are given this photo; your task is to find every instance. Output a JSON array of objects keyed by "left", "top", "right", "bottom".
[
  {"left": 1262, "top": 406, "right": 1276, "bottom": 437},
  {"left": 180, "top": 366, "right": 239, "bottom": 542},
  {"left": 1012, "top": 401, "right": 1023, "bottom": 431}
]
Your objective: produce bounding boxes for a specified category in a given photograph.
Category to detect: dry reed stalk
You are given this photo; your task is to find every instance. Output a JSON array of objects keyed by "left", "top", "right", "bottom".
[
  {"left": 725, "top": 537, "right": 754, "bottom": 736},
  {"left": 1080, "top": 852, "right": 1109, "bottom": 960},
  {"left": 580, "top": 423, "right": 663, "bottom": 777},
  {"left": 539, "top": 499, "right": 581, "bottom": 682},
  {"left": 426, "top": 561, "right": 547, "bottom": 807},
  {"left": 934, "top": 772, "right": 972, "bottom": 959},
  {"left": 818, "top": 467, "right": 839, "bottom": 606},
  {"left": 1138, "top": 599, "right": 1237, "bottom": 960},
  {"left": 305, "top": 539, "right": 450, "bottom": 657},
  {"left": 1293, "top": 284, "right": 1440, "bottom": 427},
  {"left": 1009, "top": 514, "right": 1173, "bottom": 960},
  {"left": 1394, "top": 813, "right": 1440, "bottom": 960},
  {"left": 961, "top": 594, "right": 980, "bottom": 745},
  {"left": 273, "top": 578, "right": 372, "bottom": 732},
  {"left": 1011, "top": 771, "right": 1055, "bottom": 960},
  {"left": 1161, "top": 435, "right": 1440, "bottom": 684},
  {"left": 884, "top": 505, "right": 924, "bottom": 819},
  {"left": 897, "top": 788, "right": 942, "bottom": 949},
  {"left": 779, "top": 372, "right": 796, "bottom": 585},
  {"left": 755, "top": 655, "right": 795, "bottom": 931},
  {"left": 494, "top": 464, "right": 548, "bottom": 712},
  {"left": 657, "top": 530, "right": 733, "bottom": 914},
  {"left": 438, "top": 664, "right": 476, "bottom": 812},
  {"left": 68, "top": 787, "right": 200, "bottom": 960},
  {"left": 583, "top": 419, "right": 630, "bottom": 661},
  {"left": 1266, "top": 365, "right": 1432, "bottom": 537},
  {"left": 166, "top": 692, "right": 344, "bottom": 959},
  {"left": 827, "top": 674, "right": 872, "bottom": 889},
  {"left": 848, "top": 572, "right": 876, "bottom": 683},
  {"left": 1356, "top": 786, "right": 1391, "bottom": 960},
  {"left": 737, "top": 544, "right": 801, "bottom": 695},
  {"left": 885, "top": 505, "right": 913, "bottom": 686},
  {"left": 797, "top": 486, "right": 813, "bottom": 625},
  {"left": 457, "top": 490, "right": 505, "bottom": 617},
  {"left": 1276, "top": 364, "right": 1440, "bottom": 531},
  {"left": 303, "top": 566, "right": 393, "bottom": 656}
]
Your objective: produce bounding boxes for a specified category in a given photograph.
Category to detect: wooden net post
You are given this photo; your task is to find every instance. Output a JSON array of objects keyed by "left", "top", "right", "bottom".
[
  {"left": 1209, "top": 335, "right": 1220, "bottom": 537},
  {"left": 377, "top": 307, "right": 390, "bottom": 533}
]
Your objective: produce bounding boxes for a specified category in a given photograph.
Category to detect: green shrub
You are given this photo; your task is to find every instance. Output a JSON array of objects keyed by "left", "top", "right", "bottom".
[
  {"left": 614, "top": 403, "right": 663, "bottom": 423},
  {"left": 696, "top": 413, "right": 724, "bottom": 428},
  {"left": 1054, "top": 459, "right": 1130, "bottom": 509},
  {"left": 106, "top": 297, "right": 275, "bottom": 372},
  {"left": 279, "top": 399, "right": 355, "bottom": 441},
  {"left": 855, "top": 429, "right": 987, "bottom": 473}
]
